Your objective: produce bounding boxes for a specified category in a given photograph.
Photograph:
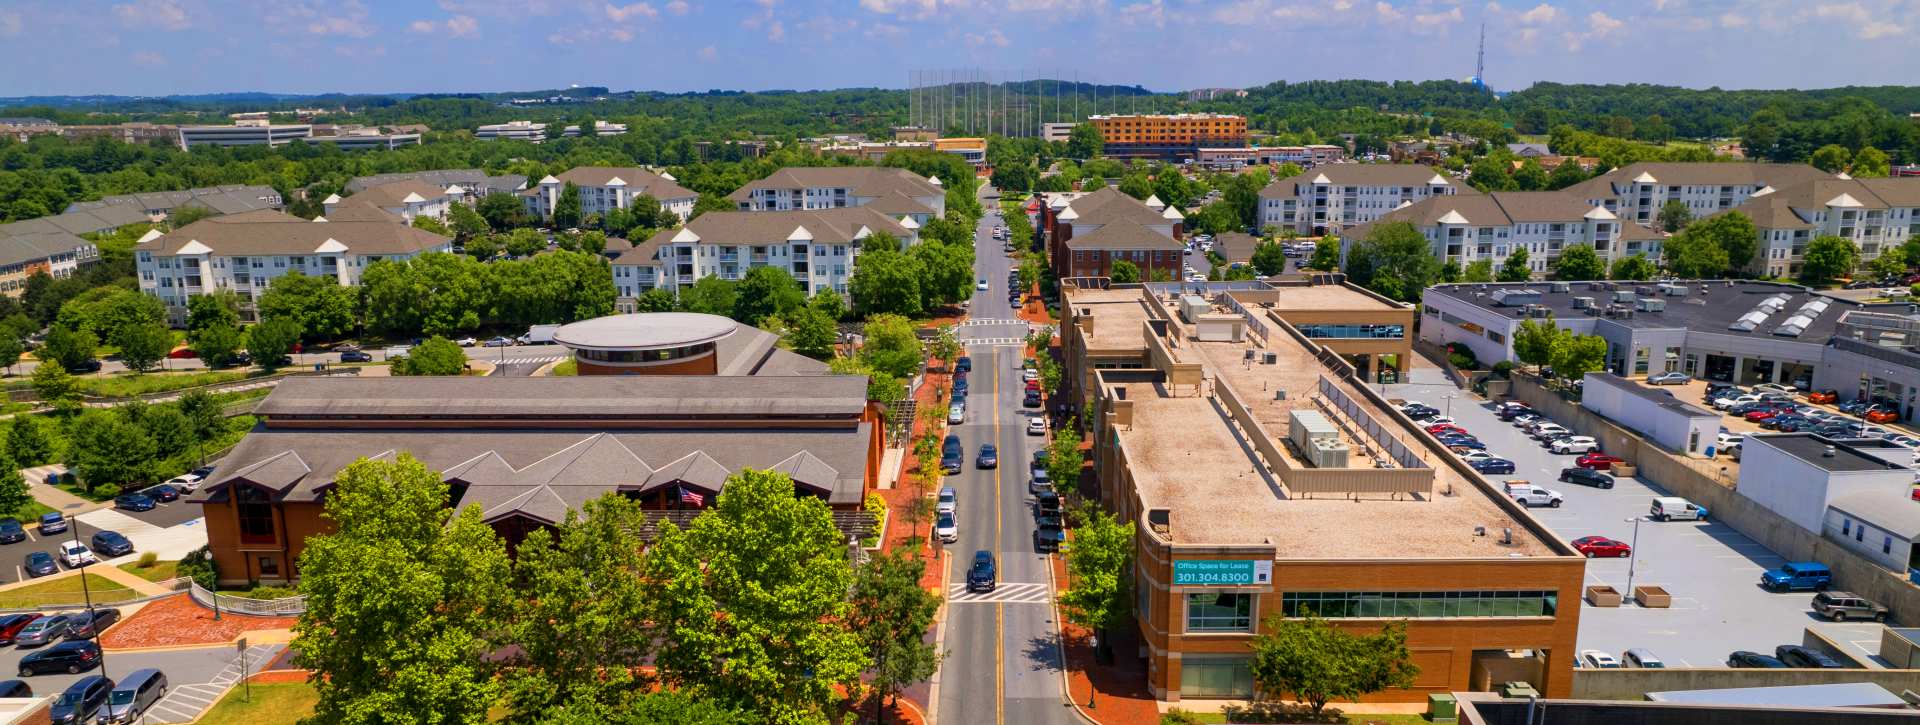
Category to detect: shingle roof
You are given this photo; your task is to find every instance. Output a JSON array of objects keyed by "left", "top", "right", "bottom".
[
  {"left": 137, "top": 209, "right": 450, "bottom": 257},
  {"left": 1859, "top": 178, "right": 1920, "bottom": 207},
  {"left": 1562, "top": 162, "right": 1837, "bottom": 200},
  {"left": 1211, "top": 232, "right": 1262, "bottom": 264},
  {"left": 641, "top": 207, "right": 913, "bottom": 248},
  {"left": 65, "top": 184, "right": 282, "bottom": 215},
  {"left": 345, "top": 170, "right": 526, "bottom": 196},
  {"left": 1727, "top": 177, "right": 1920, "bottom": 229},
  {"left": 342, "top": 180, "right": 451, "bottom": 209},
  {"left": 1063, "top": 218, "right": 1182, "bottom": 252},
  {"left": 1061, "top": 187, "right": 1169, "bottom": 228},
  {"left": 1346, "top": 192, "right": 1659, "bottom": 238},
  {"left": 862, "top": 190, "right": 936, "bottom": 216},
  {"left": 254, "top": 375, "right": 867, "bottom": 419},
  {"left": 727, "top": 167, "right": 941, "bottom": 202},
  {"left": 551, "top": 167, "right": 695, "bottom": 200}
]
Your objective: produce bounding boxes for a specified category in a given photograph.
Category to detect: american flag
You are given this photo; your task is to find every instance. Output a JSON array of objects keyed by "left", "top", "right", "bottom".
[{"left": 680, "top": 487, "right": 704, "bottom": 506}]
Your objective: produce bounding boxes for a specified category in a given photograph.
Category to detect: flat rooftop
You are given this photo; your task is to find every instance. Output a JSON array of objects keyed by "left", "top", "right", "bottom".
[
  {"left": 1265, "top": 284, "right": 1401, "bottom": 311},
  {"left": 1589, "top": 373, "right": 1717, "bottom": 417},
  {"left": 1756, "top": 433, "right": 1909, "bottom": 474},
  {"left": 1067, "top": 287, "right": 1157, "bottom": 351},
  {"left": 1428, "top": 280, "right": 1906, "bottom": 343}
]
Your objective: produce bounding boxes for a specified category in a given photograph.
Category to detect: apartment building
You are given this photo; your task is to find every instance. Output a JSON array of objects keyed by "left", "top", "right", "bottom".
[
  {"left": 1260, "top": 165, "right": 1471, "bottom": 236},
  {"left": 322, "top": 180, "right": 468, "bottom": 224},
  {"left": 188, "top": 375, "right": 880, "bottom": 585},
  {"left": 1060, "top": 282, "right": 1582, "bottom": 702},
  {"left": 1036, "top": 188, "right": 1184, "bottom": 280},
  {"left": 727, "top": 167, "right": 946, "bottom": 224},
  {"left": 0, "top": 117, "right": 58, "bottom": 142},
  {"left": 521, "top": 167, "right": 697, "bottom": 223},
  {"left": 346, "top": 170, "right": 527, "bottom": 198},
  {"left": 612, "top": 206, "right": 916, "bottom": 299},
  {"left": 0, "top": 221, "right": 102, "bottom": 296},
  {"left": 1560, "top": 162, "right": 1836, "bottom": 228},
  {"left": 1733, "top": 177, "right": 1920, "bottom": 278},
  {"left": 1343, "top": 191, "right": 1665, "bottom": 276},
  {"left": 177, "top": 123, "right": 313, "bottom": 149},
  {"left": 1089, "top": 113, "right": 1247, "bottom": 160},
  {"left": 65, "top": 184, "right": 283, "bottom": 222},
  {"left": 135, "top": 209, "right": 452, "bottom": 324}
]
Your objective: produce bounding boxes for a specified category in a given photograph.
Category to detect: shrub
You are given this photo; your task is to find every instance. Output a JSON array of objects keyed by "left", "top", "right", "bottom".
[
  {"left": 136, "top": 551, "right": 159, "bottom": 568},
  {"left": 1491, "top": 360, "right": 1515, "bottom": 379},
  {"left": 244, "top": 585, "right": 299, "bottom": 600},
  {"left": 1160, "top": 710, "right": 1206, "bottom": 725},
  {"left": 179, "top": 544, "right": 218, "bottom": 589},
  {"left": 1445, "top": 342, "right": 1480, "bottom": 371}
]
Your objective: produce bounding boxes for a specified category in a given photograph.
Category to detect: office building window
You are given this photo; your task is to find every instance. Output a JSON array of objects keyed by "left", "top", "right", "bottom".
[
  {"left": 1186, "top": 592, "right": 1254, "bottom": 632},
  {"left": 1282, "top": 590, "right": 1558, "bottom": 618}
]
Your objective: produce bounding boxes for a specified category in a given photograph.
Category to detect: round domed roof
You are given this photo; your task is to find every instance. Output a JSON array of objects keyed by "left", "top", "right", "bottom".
[{"left": 552, "top": 312, "right": 737, "bottom": 351}]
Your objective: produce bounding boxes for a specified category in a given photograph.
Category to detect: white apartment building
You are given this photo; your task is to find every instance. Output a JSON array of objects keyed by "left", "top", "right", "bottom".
[
  {"left": 178, "top": 123, "right": 313, "bottom": 150},
  {"left": 727, "top": 167, "right": 946, "bottom": 224},
  {"left": 476, "top": 121, "right": 547, "bottom": 142},
  {"left": 1561, "top": 162, "right": 1836, "bottom": 228},
  {"left": 520, "top": 168, "right": 697, "bottom": 224},
  {"left": 1343, "top": 191, "right": 1665, "bottom": 276},
  {"left": 1259, "top": 165, "right": 1469, "bottom": 236},
  {"left": 321, "top": 180, "right": 470, "bottom": 224},
  {"left": 1736, "top": 177, "right": 1920, "bottom": 278},
  {"left": 610, "top": 206, "right": 918, "bottom": 302},
  {"left": 135, "top": 210, "right": 452, "bottom": 324}
]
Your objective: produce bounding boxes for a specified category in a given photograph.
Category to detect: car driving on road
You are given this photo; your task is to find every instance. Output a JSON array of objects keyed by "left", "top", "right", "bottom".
[{"left": 967, "top": 551, "right": 996, "bottom": 592}]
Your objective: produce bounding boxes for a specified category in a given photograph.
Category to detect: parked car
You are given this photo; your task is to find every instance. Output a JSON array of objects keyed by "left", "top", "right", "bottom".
[
  {"left": 940, "top": 435, "right": 962, "bottom": 474},
  {"left": 1031, "top": 449, "right": 1048, "bottom": 473},
  {"left": 88, "top": 532, "right": 132, "bottom": 558},
  {"left": 947, "top": 403, "right": 965, "bottom": 425},
  {"left": 49, "top": 675, "right": 111, "bottom": 725},
  {"left": 22, "top": 553, "right": 55, "bottom": 578},
  {"left": 956, "top": 356, "right": 972, "bottom": 373},
  {"left": 99, "top": 667, "right": 168, "bottom": 724},
  {"left": 1506, "top": 484, "right": 1564, "bottom": 508},
  {"left": 0, "top": 614, "right": 40, "bottom": 646},
  {"left": 16, "top": 640, "right": 101, "bottom": 676},
  {"left": 1726, "top": 651, "right": 1789, "bottom": 668},
  {"left": 1426, "top": 423, "right": 1468, "bottom": 436},
  {"left": 1035, "top": 522, "right": 1066, "bottom": 553},
  {"left": 1572, "top": 536, "right": 1631, "bottom": 558},
  {"left": 1509, "top": 412, "right": 1543, "bottom": 427},
  {"left": 1023, "top": 390, "right": 1042, "bottom": 408},
  {"left": 1774, "top": 645, "right": 1846, "bottom": 669},
  {"left": 1559, "top": 467, "right": 1616, "bottom": 489},
  {"left": 1470, "top": 458, "right": 1517, "bottom": 475},
  {"left": 1028, "top": 469, "right": 1052, "bottom": 495},
  {"left": 936, "top": 487, "right": 958, "bottom": 516},
  {"left": 1444, "top": 439, "right": 1488, "bottom": 452},
  {"left": 1420, "top": 416, "right": 1457, "bottom": 427},
  {"left": 935, "top": 513, "right": 957, "bottom": 543},
  {"left": 1807, "top": 390, "right": 1839, "bottom": 404},
  {"left": 56, "top": 542, "right": 93, "bottom": 569},
  {"left": 1646, "top": 372, "right": 1691, "bottom": 385},
  {"left": 163, "top": 472, "right": 204, "bottom": 492},
  {"left": 1622, "top": 649, "right": 1666, "bottom": 669},
  {"left": 1865, "top": 405, "right": 1901, "bottom": 423},
  {"left": 481, "top": 337, "right": 515, "bottom": 348},
  {"left": 1550, "top": 436, "right": 1599, "bottom": 454},
  {"left": 977, "top": 444, "right": 998, "bottom": 469},
  {"left": 1760, "top": 415, "right": 1808, "bottom": 431},
  {"left": 1761, "top": 561, "right": 1833, "bottom": 591},
  {"left": 1531, "top": 423, "right": 1571, "bottom": 441},
  {"left": 1575, "top": 453, "right": 1625, "bottom": 470},
  {"left": 953, "top": 377, "right": 969, "bottom": 396},
  {"left": 1457, "top": 449, "right": 1495, "bottom": 462},
  {"left": 966, "top": 551, "right": 997, "bottom": 592},
  {"left": 0, "top": 519, "right": 22, "bottom": 545},
  {"left": 1812, "top": 591, "right": 1890, "bottom": 622},
  {"left": 36, "top": 513, "right": 66, "bottom": 535},
  {"left": 63, "top": 609, "right": 119, "bottom": 640},
  {"left": 1035, "top": 490, "right": 1063, "bottom": 517},
  {"left": 143, "top": 485, "right": 179, "bottom": 503},
  {"left": 1027, "top": 417, "right": 1047, "bottom": 436},
  {"left": 1579, "top": 650, "right": 1622, "bottom": 668},
  {"left": 112, "top": 493, "right": 154, "bottom": 512},
  {"left": 13, "top": 615, "right": 71, "bottom": 647},
  {"left": 453, "top": 337, "right": 478, "bottom": 347},
  {"left": 1754, "top": 383, "right": 1795, "bottom": 395}
]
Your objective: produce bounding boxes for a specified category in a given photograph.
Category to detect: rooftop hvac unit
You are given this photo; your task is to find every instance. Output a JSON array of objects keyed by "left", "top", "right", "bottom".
[
  {"left": 1307, "top": 437, "right": 1351, "bottom": 468},
  {"left": 1662, "top": 284, "right": 1689, "bottom": 296},
  {"left": 1635, "top": 298, "right": 1666, "bottom": 312},
  {"left": 1490, "top": 288, "right": 1543, "bottom": 307},
  {"left": 1550, "top": 282, "right": 1570, "bottom": 293},
  {"left": 1571, "top": 296, "right": 1594, "bottom": 309},
  {"left": 1613, "top": 290, "right": 1637, "bottom": 303},
  {"left": 1288, "top": 409, "right": 1340, "bottom": 458},
  {"left": 1636, "top": 286, "right": 1657, "bottom": 296},
  {"left": 1264, "top": 352, "right": 1278, "bottom": 364},
  {"left": 1178, "top": 295, "right": 1209, "bottom": 323},
  {"left": 1528, "top": 305, "right": 1552, "bottom": 318}
]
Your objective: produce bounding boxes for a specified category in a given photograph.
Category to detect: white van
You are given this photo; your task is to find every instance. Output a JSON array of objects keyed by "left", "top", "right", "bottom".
[{"left": 1650, "top": 496, "right": 1708, "bottom": 522}]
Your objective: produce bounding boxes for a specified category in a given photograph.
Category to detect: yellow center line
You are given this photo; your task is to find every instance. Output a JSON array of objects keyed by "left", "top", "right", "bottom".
[{"left": 991, "top": 345, "right": 1005, "bottom": 725}]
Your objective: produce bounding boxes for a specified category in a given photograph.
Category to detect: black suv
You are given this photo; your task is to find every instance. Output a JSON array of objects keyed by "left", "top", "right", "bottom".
[
  {"left": 1559, "top": 467, "right": 1616, "bottom": 489},
  {"left": 0, "top": 518, "right": 22, "bottom": 545},
  {"left": 17, "top": 640, "right": 101, "bottom": 676},
  {"left": 940, "top": 435, "right": 963, "bottom": 474},
  {"left": 1726, "top": 650, "right": 1788, "bottom": 668},
  {"left": 966, "top": 551, "right": 996, "bottom": 592},
  {"left": 1775, "top": 645, "right": 1846, "bottom": 669}
]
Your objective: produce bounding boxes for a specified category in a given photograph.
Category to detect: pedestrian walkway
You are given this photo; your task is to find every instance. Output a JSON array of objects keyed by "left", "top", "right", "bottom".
[
  {"left": 959, "top": 337, "right": 1030, "bottom": 347},
  {"left": 958, "top": 318, "right": 1027, "bottom": 327},
  {"left": 144, "top": 642, "right": 284, "bottom": 724},
  {"left": 484, "top": 354, "right": 566, "bottom": 365},
  {"left": 21, "top": 464, "right": 105, "bottom": 516},
  {"left": 946, "top": 581, "right": 1051, "bottom": 605}
]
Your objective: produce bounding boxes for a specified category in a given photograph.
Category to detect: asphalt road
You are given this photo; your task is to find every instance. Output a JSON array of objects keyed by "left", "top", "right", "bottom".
[
  {"left": 0, "top": 638, "right": 280, "bottom": 723},
  {"left": 937, "top": 191, "right": 1078, "bottom": 725}
]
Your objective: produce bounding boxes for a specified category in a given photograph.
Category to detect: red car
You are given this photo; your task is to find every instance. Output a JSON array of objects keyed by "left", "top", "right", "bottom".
[
  {"left": 1743, "top": 409, "right": 1781, "bottom": 423},
  {"left": 1807, "top": 390, "right": 1838, "bottom": 404},
  {"left": 1426, "top": 423, "right": 1467, "bottom": 436},
  {"left": 0, "top": 613, "right": 41, "bottom": 645},
  {"left": 1572, "top": 536, "right": 1632, "bottom": 558},
  {"left": 1866, "top": 406, "right": 1900, "bottom": 423},
  {"left": 1575, "top": 453, "right": 1625, "bottom": 470},
  {"left": 1025, "top": 379, "right": 1040, "bottom": 392}
]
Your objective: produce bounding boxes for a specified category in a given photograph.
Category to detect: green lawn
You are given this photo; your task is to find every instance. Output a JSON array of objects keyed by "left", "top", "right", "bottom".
[
  {"left": 74, "top": 370, "right": 256, "bottom": 398},
  {"left": 0, "top": 574, "right": 138, "bottom": 609},
  {"left": 550, "top": 359, "right": 578, "bottom": 376},
  {"left": 118, "top": 559, "right": 179, "bottom": 582},
  {"left": 199, "top": 681, "right": 317, "bottom": 725},
  {"left": 3, "top": 500, "right": 56, "bottom": 522}
]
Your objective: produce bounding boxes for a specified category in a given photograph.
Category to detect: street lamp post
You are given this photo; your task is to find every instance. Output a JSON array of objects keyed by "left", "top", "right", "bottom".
[
  {"left": 71, "top": 520, "right": 107, "bottom": 681},
  {"left": 1623, "top": 516, "right": 1644, "bottom": 605},
  {"left": 205, "top": 550, "right": 222, "bottom": 621}
]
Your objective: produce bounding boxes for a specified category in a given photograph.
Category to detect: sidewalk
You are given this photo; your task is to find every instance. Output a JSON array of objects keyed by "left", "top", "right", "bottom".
[{"left": 22, "top": 464, "right": 107, "bottom": 516}]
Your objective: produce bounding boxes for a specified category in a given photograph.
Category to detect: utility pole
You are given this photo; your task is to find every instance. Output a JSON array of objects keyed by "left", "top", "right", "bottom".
[{"left": 1475, "top": 22, "right": 1487, "bottom": 88}]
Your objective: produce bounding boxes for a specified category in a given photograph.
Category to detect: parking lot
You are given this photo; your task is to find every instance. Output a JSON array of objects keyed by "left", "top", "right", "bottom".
[
  {"left": 1387, "top": 370, "right": 1856, "bottom": 668},
  {"left": 0, "top": 478, "right": 208, "bottom": 586},
  {"left": 0, "top": 636, "right": 280, "bottom": 722}
]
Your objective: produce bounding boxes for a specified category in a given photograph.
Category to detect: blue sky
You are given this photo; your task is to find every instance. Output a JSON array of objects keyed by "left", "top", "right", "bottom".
[{"left": 4, "top": 0, "right": 1916, "bottom": 97}]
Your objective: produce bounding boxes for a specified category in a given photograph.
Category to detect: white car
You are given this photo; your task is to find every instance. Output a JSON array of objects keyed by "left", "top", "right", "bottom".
[
  {"left": 1714, "top": 433, "right": 1743, "bottom": 449},
  {"left": 935, "top": 512, "right": 957, "bottom": 543},
  {"left": 1422, "top": 416, "right": 1456, "bottom": 426},
  {"left": 936, "top": 487, "right": 958, "bottom": 515},
  {"left": 1531, "top": 423, "right": 1570, "bottom": 440},
  {"left": 1457, "top": 450, "right": 1496, "bottom": 462},
  {"left": 948, "top": 404, "right": 965, "bottom": 425},
  {"left": 1551, "top": 436, "right": 1600, "bottom": 454},
  {"left": 58, "top": 541, "right": 95, "bottom": 568},
  {"left": 1753, "top": 383, "right": 1795, "bottom": 395},
  {"left": 454, "top": 336, "right": 478, "bottom": 347},
  {"left": 1022, "top": 368, "right": 1039, "bottom": 382},
  {"left": 1580, "top": 650, "right": 1622, "bottom": 669},
  {"left": 1027, "top": 417, "right": 1047, "bottom": 436},
  {"left": 165, "top": 472, "right": 205, "bottom": 492},
  {"left": 976, "top": 280, "right": 990, "bottom": 291},
  {"left": 1713, "top": 394, "right": 1763, "bottom": 410}
]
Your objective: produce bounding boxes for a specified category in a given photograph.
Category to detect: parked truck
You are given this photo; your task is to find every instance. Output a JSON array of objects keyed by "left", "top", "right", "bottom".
[
  {"left": 519, "top": 324, "right": 561, "bottom": 345},
  {"left": 1504, "top": 481, "right": 1564, "bottom": 508}
]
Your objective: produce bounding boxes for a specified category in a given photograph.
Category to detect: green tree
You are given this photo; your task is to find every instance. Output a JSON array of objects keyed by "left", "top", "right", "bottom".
[
  {"left": 30, "top": 362, "right": 78, "bottom": 407},
  {"left": 411, "top": 215, "right": 452, "bottom": 237},
  {"left": 1685, "top": 211, "right": 1760, "bottom": 274},
  {"left": 66, "top": 409, "right": 155, "bottom": 492},
  {"left": 635, "top": 287, "right": 678, "bottom": 313},
  {"left": 167, "top": 205, "right": 215, "bottom": 228},
  {"left": 1513, "top": 317, "right": 1564, "bottom": 372},
  {"left": 1461, "top": 259, "right": 1494, "bottom": 282},
  {"left": 0, "top": 336, "right": 20, "bottom": 375},
  {"left": 141, "top": 405, "right": 193, "bottom": 459},
  {"left": 911, "top": 241, "right": 976, "bottom": 307},
  {"left": 859, "top": 314, "right": 923, "bottom": 379},
  {"left": 39, "top": 325, "right": 96, "bottom": 371},
  {"left": 640, "top": 468, "right": 865, "bottom": 722},
  {"left": 0, "top": 452, "right": 28, "bottom": 518},
  {"left": 1657, "top": 199, "right": 1692, "bottom": 233},
  {"left": 1511, "top": 159, "right": 1548, "bottom": 191},
  {"left": 189, "top": 323, "right": 245, "bottom": 368},
  {"left": 295, "top": 455, "right": 512, "bottom": 725},
  {"left": 1247, "top": 613, "right": 1418, "bottom": 715},
  {"left": 1345, "top": 223, "right": 1442, "bottom": 302},
  {"left": 1046, "top": 426, "right": 1083, "bottom": 495},
  {"left": 1467, "top": 157, "right": 1515, "bottom": 191},
  {"left": 392, "top": 336, "right": 468, "bottom": 376},
  {"left": 477, "top": 192, "right": 529, "bottom": 230},
  {"left": 1545, "top": 159, "right": 1590, "bottom": 190},
  {"left": 1065, "top": 123, "right": 1103, "bottom": 160},
  {"left": 784, "top": 307, "right": 838, "bottom": 360},
  {"left": 178, "top": 389, "right": 222, "bottom": 443},
  {"left": 185, "top": 291, "right": 241, "bottom": 333},
  {"left": 6, "top": 416, "right": 52, "bottom": 467},
  {"left": 1810, "top": 144, "right": 1852, "bottom": 173},
  {"left": 1251, "top": 241, "right": 1287, "bottom": 276},
  {"left": 1853, "top": 146, "right": 1892, "bottom": 178},
  {"left": 463, "top": 233, "right": 501, "bottom": 260},
  {"left": 1662, "top": 227, "right": 1732, "bottom": 278},
  {"left": 1057, "top": 501, "right": 1133, "bottom": 662},
  {"left": 506, "top": 228, "right": 547, "bottom": 257},
  {"left": 848, "top": 549, "right": 943, "bottom": 723},
  {"left": 1438, "top": 261, "right": 1461, "bottom": 283},
  {"left": 1869, "top": 248, "right": 1908, "bottom": 279},
  {"left": 448, "top": 202, "right": 490, "bottom": 240},
  {"left": 1551, "top": 333, "right": 1608, "bottom": 381},
  {"left": 1306, "top": 238, "right": 1340, "bottom": 271},
  {"left": 810, "top": 289, "right": 847, "bottom": 321},
  {"left": 849, "top": 246, "right": 925, "bottom": 317},
  {"left": 246, "top": 317, "right": 303, "bottom": 370},
  {"left": 927, "top": 325, "right": 961, "bottom": 370},
  {"left": 257, "top": 271, "right": 359, "bottom": 341},
  {"left": 1610, "top": 254, "right": 1658, "bottom": 281},
  {"left": 504, "top": 494, "right": 655, "bottom": 717},
  {"left": 1118, "top": 172, "right": 1154, "bottom": 200},
  {"left": 1108, "top": 259, "right": 1141, "bottom": 284},
  {"left": 1498, "top": 249, "right": 1533, "bottom": 282},
  {"left": 1551, "top": 245, "right": 1605, "bottom": 281},
  {"left": 1800, "top": 235, "right": 1860, "bottom": 287},
  {"left": 113, "top": 321, "right": 172, "bottom": 373},
  {"left": 679, "top": 276, "right": 739, "bottom": 319},
  {"left": 734, "top": 266, "right": 805, "bottom": 326},
  {"left": 553, "top": 181, "right": 583, "bottom": 228}
]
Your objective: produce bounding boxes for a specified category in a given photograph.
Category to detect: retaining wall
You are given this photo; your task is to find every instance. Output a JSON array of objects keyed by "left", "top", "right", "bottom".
[{"left": 1572, "top": 667, "right": 1920, "bottom": 700}]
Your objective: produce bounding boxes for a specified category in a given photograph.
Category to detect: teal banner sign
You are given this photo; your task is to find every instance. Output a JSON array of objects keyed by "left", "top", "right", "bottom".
[{"left": 1172, "top": 559, "right": 1272, "bottom": 586}]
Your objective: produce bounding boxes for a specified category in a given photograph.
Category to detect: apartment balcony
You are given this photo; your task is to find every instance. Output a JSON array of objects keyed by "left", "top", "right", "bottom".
[
  {"left": 719, "top": 253, "right": 739, "bottom": 262},
  {"left": 750, "top": 254, "right": 770, "bottom": 264}
]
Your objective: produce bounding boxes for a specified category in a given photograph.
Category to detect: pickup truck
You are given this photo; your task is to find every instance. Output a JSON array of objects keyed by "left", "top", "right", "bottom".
[
  {"left": 1761, "top": 561, "right": 1832, "bottom": 592},
  {"left": 1504, "top": 482, "right": 1564, "bottom": 508}
]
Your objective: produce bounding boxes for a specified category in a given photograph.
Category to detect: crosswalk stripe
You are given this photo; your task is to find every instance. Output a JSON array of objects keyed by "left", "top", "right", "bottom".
[
  {"left": 488, "top": 355, "right": 565, "bottom": 365},
  {"left": 961, "top": 337, "right": 1028, "bottom": 346},
  {"left": 946, "top": 582, "right": 1051, "bottom": 604}
]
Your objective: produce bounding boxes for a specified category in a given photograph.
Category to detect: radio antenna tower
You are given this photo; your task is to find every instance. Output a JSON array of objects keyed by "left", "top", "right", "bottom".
[{"left": 1473, "top": 23, "right": 1486, "bottom": 88}]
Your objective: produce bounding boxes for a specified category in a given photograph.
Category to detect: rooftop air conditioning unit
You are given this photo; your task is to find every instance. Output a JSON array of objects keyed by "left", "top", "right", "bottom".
[
  {"left": 1529, "top": 306, "right": 1551, "bottom": 318},
  {"left": 1665, "top": 285, "right": 1689, "bottom": 296},
  {"left": 1263, "top": 352, "right": 1278, "bottom": 364},
  {"left": 1571, "top": 296, "right": 1594, "bottom": 309},
  {"left": 1614, "top": 290, "right": 1636, "bottom": 303},
  {"left": 1635, "top": 298, "right": 1666, "bottom": 312},
  {"left": 1550, "top": 282, "right": 1571, "bottom": 293}
]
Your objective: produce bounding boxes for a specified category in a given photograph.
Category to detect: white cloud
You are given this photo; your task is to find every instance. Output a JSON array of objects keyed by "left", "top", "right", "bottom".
[
  {"left": 766, "top": 19, "right": 785, "bottom": 40},
  {"left": 1586, "top": 10, "right": 1623, "bottom": 37},
  {"left": 1005, "top": 0, "right": 1104, "bottom": 10},
  {"left": 446, "top": 14, "right": 479, "bottom": 36},
  {"left": 1373, "top": 1, "right": 1403, "bottom": 22},
  {"left": 1718, "top": 11, "right": 1749, "bottom": 27},
  {"left": 132, "top": 50, "right": 167, "bottom": 65},
  {"left": 1814, "top": 2, "right": 1904, "bottom": 38},
  {"left": 407, "top": 19, "right": 436, "bottom": 33},
  {"left": 269, "top": 1, "right": 375, "bottom": 38},
  {"left": 333, "top": 44, "right": 386, "bottom": 58},
  {"left": 1414, "top": 6, "right": 1463, "bottom": 26},
  {"left": 666, "top": 0, "right": 690, "bottom": 14},
  {"left": 1120, "top": 0, "right": 1165, "bottom": 27},
  {"left": 965, "top": 28, "right": 1009, "bottom": 46},
  {"left": 114, "top": 0, "right": 191, "bottom": 31},
  {"left": 605, "top": 2, "right": 658, "bottom": 22},
  {"left": 866, "top": 21, "right": 907, "bottom": 39},
  {"left": 696, "top": 44, "right": 717, "bottom": 60},
  {"left": 0, "top": 10, "right": 20, "bottom": 37},
  {"left": 1516, "top": 2, "right": 1557, "bottom": 24},
  {"left": 441, "top": 0, "right": 554, "bottom": 16},
  {"left": 547, "top": 26, "right": 636, "bottom": 44}
]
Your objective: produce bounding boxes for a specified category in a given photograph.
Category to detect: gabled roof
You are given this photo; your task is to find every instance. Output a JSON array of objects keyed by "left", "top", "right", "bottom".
[
  {"left": 1063, "top": 218, "right": 1183, "bottom": 252},
  {"left": 547, "top": 167, "right": 695, "bottom": 200},
  {"left": 1260, "top": 165, "right": 1468, "bottom": 198},
  {"left": 345, "top": 170, "right": 526, "bottom": 196},
  {"left": 340, "top": 180, "right": 451, "bottom": 209},
  {"left": 1726, "top": 177, "right": 1920, "bottom": 230},
  {"left": 1060, "top": 187, "right": 1167, "bottom": 228},
  {"left": 138, "top": 208, "right": 450, "bottom": 257},
  {"left": 1562, "top": 162, "right": 1838, "bottom": 200},
  {"left": 862, "top": 190, "right": 936, "bottom": 216},
  {"left": 641, "top": 207, "right": 913, "bottom": 248},
  {"left": 727, "top": 167, "right": 941, "bottom": 202},
  {"left": 641, "top": 450, "right": 731, "bottom": 493}
]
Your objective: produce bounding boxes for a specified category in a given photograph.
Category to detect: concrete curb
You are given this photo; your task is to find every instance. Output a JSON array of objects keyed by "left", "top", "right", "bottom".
[
  {"left": 1047, "top": 551, "right": 1100, "bottom": 725},
  {"left": 924, "top": 548, "right": 952, "bottom": 725}
]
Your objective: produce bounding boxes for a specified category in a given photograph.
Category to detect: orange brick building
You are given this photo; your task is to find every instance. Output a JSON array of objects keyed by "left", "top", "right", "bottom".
[{"left": 1091, "top": 114, "right": 1247, "bottom": 160}]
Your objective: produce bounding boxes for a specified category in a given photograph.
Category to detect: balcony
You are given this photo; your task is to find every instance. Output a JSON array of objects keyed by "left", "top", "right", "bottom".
[
  {"left": 750, "top": 254, "right": 770, "bottom": 264},
  {"left": 719, "top": 253, "right": 739, "bottom": 262}
]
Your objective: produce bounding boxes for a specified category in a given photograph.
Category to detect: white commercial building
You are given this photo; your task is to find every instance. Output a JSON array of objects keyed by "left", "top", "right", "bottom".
[
  {"left": 178, "top": 123, "right": 313, "bottom": 149},
  {"left": 1824, "top": 486, "right": 1920, "bottom": 576},
  {"left": 475, "top": 121, "right": 547, "bottom": 142},
  {"left": 1259, "top": 165, "right": 1468, "bottom": 236},
  {"left": 1737, "top": 433, "right": 1911, "bottom": 534},
  {"left": 1580, "top": 372, "right": 1719, "bottom": 455},
  {"left": 520, "top": 167, "right": 697, "bottom": 224},
  {"left": 611, "top": 206, "right": 919, "bottom": 301}
]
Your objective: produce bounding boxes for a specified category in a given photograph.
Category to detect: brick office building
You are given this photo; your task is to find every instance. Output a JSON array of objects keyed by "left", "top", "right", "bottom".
[{"left": 1036, "top": 188, "right": 1185, "bottom": 281}]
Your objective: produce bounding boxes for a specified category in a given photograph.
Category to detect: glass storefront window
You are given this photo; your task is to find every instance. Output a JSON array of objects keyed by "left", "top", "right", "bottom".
[
  {"left": 1281, "top": 590, "right": 1558, "bottom": 619},
  {"left": 1186, "top": 592, "right": 1254, "bottom": 632}
]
